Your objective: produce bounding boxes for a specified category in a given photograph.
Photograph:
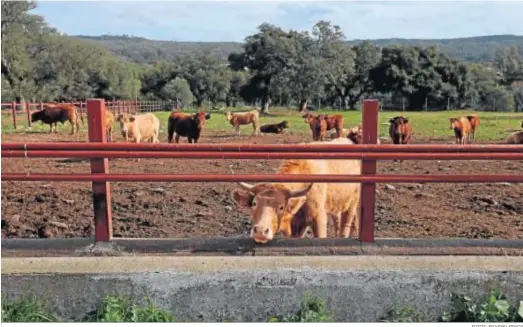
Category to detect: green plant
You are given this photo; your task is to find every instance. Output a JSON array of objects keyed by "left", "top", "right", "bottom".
[
  {"left": 83, "top": 295, "right": 176, "bottom": 322},
  {"left": 380, "top": 305, "right": 426, "bottom": 322},
  {"left": 1, "top": 294, "right": 58, "bottom": 322},
  {"left": 441, "top": 289, "right": 523, "bottom": 322},
  {"left": 268, "top": 294, "right": 333, "bottom": 322}
]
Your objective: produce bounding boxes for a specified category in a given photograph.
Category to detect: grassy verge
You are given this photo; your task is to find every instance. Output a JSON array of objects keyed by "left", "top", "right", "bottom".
[
  {"left": 2, "top": 108, "right": 523, "bottom": 141},
  {"left": 2, "top": 289, "right": 522, "bottom": 322}
]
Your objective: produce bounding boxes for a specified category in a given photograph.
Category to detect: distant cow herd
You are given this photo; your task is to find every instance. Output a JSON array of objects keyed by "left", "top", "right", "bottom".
[{"left": 26, "top": 103, "right": 523, "bottom": 244}]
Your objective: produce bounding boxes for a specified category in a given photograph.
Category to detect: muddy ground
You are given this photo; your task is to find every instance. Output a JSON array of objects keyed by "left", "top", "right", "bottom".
[{"left": 2, "top": 129, "right": 522, "bottom": 240}]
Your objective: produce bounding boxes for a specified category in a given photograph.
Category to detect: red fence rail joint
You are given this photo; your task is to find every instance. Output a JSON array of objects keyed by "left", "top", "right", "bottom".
[
  {"left": 87, "top": 99, "right": 113, "bottom": 242},
  {"left": 2, "top": 99, "right": 523, "bottom": 245}
]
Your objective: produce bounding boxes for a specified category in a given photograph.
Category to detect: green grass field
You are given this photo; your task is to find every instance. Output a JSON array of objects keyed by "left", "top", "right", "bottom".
[{"left": 2, "top": 108, "right": 522, "bottom": 141}]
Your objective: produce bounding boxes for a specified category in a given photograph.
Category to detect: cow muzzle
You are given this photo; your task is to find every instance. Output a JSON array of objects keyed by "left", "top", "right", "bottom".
[{"left": 250, "top": 225, "right": 274, "bottom": 244}]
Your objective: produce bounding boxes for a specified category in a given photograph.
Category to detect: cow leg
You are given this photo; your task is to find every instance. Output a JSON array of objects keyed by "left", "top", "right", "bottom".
[
  {"left": 311, "top": 210, "right": 328, "bottom": 238},
  {"left": 70, "top": 120, "right": 75, "bottom": 135},
  {"left": 175, "top": 135, "right": 180, "bottom": 144},
  {"left": 340, "top": 203, "right": 360, "bottom": 238},
  {"left": 236, "top": 126, "right": 240, "bottom": 136}
]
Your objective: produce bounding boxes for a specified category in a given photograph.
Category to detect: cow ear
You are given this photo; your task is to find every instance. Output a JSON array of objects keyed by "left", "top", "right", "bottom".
[
  {"left": 389, "top": 119, "right": 394, "bottom": 123},
  {"left": 205, "top": 113, "right": 211, "bottom": 120},
  {"left": 403, "top": 118, "right": 409, "bottom": 123},
  {"left": 231, "top": 189, "right": 254, "bottom": 209},
  {"left": 286, "top": 196, "right": 307, "bottom": 215},
  {"left": 129, "top": 116, "right": 136, "bottom": 122}
]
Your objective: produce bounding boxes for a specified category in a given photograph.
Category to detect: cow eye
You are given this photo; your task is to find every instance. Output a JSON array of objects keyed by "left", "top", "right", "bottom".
[
  {"left": 278, "top": 205, "right": 285, "bottom": 212},
  {"left": 250, "top": 199, "right": 256, "bottom": 207}
]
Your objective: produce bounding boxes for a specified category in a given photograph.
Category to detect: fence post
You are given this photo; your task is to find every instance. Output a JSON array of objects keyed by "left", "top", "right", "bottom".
[
  {"left": 25, "top": 102, "right": 32, "bottom": 127},
  {"left": 360, "top": 99, "right": 379, "bottom": 243},
  {"left": 11, "top": 102, "right": 17, "bottom": 130},
  {"left": 87, "top": 99, "right": 113, "bottom": 242}
]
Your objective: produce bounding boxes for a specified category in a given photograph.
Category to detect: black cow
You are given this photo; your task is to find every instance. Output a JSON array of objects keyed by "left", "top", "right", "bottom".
[
  {"left": 167, "top": 111, "right": 211, "bottom": 144},
  {"left": 260, "top": 121, "right": 289, "bottom": 134}
]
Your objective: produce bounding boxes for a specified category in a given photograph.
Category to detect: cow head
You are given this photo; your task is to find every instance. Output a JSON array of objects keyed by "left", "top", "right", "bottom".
[
  {"left": 347, "top": 124, "right": 363, "bottom": 144},
  {"left": 389, "top": 116, "right": 409, "bottom": 134},
  {"left": 280, "top": 120, "right": 289, "bottom": 129},
  {"left": 312, "top": 115, "right": 327, "bottom": 141},
  {"left": 302, "top": 112, "right": 314, "bottom": 123},
  {"left": 225, "top": 111, "right": 233, "bottom": 121},
  {"left": 449, "top": 118, "right": 460, "bottom": 130},
  {"left": 231, "top": 182, "right": 314, "bottom": 243},
  {"left": 117, "top": 114, "right": 135, "bottom": 135},
  {"left": 192, "top": 111, "right": 211, "bottom": 129},
  {"left": 30, "top": 110, "right": 44, "bottom": 123}
]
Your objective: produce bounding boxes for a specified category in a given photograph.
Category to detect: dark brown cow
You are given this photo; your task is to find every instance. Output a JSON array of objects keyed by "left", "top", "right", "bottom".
[
  {"left": 388, "top": 116, "right": 412, "bottom": 144},
  {"left": 167, "top": 110, "right": 211, "bottom": 143},
  {"left": 311, "top": 115, "right": 328, "bottom": 141},
  {"left": 31, "top": 104, "right": 84, "bottom": 135},
  {"left": 260, "top": 121, "right": 289, "bottom": 134}
]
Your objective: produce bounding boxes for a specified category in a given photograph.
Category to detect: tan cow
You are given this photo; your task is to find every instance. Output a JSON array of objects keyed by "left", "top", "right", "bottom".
[
  {"left": 231, "top": 137, "right": 361, "bottom": 243},
  {"left": 117, "top": 113, "right": 160, "bottom": 143},
  {"left": 105, "top": 110, "right": 115, "bottom": 142},
  {"left": 449, "top": 116, "right": 472, "bottom": 144},
  {"left": 225, "top": 110, "right": 261, "bottom": 136},
  {"left": 505, "top": 131, "right": 523, "bottom": 144}
]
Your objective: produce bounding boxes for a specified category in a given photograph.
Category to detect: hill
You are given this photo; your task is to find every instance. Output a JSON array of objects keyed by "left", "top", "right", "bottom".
[{"left": 75, "top": 34, "right": 523, "bottom": 64}]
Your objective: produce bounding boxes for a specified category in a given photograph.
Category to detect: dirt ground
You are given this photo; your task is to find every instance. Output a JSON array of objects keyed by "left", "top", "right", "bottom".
[{"left": 2, "top": 129, "right": 522, "bottom": 240}]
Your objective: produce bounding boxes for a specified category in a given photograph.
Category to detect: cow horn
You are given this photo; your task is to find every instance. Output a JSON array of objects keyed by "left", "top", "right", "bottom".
[
  {"left": 237, "top": 182, "right": 255, "bottom": 191},
  {"left": 289, "top": 183, "right": 314, "bottom": 198}
]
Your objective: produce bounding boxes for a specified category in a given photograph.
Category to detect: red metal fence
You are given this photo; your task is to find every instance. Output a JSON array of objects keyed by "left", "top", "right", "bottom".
[
  {"left": 0, "top": 100, "right": 173, "bottom": 130},
  {"left": 2, "top": 99, "right": 523, "bottom": 244}
]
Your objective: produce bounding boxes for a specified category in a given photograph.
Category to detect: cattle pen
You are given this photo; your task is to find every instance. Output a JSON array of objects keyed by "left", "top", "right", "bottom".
[{"left": 2, "top": 98, "right": 523, "bottom": 257}]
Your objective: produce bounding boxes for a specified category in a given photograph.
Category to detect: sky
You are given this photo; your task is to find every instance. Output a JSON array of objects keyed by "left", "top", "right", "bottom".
[{"left": 32, "top": 1, "right": 523, "bottom": 42}]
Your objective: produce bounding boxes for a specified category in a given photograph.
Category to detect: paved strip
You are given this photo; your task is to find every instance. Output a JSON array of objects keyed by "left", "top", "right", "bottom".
[{"left": 2, "top": 255, "right": 523, "bottom": 274}]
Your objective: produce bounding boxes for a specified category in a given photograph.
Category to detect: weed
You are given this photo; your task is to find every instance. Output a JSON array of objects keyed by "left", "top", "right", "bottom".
[
  {"left": 268, "top": 294, "right": 333, "bottom": 322},
  {"left": 83, "top": 295, "right": 176, "bottom": 322},
  {"left": 1, "top": 294, "right": 58, "bottom": 322}
]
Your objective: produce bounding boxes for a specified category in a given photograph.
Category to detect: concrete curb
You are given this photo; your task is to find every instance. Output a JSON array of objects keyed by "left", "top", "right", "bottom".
[
  {"left": 2, "top": 237, "right": 523, "bottom": 257},
  {"left": 2, "top": 256, "right": 523, "bottom": 322}
]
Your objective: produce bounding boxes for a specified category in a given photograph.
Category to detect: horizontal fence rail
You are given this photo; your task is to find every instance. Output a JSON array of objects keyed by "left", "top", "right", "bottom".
[
  {"left": 3, "top": 173, "right": 523, "bottom": 184},
  {"left": 2, "top": 142, "right": 522, "bottom": 152},
  {"left": 2, "top": 98, "right": 523, "bottom": 246},
  {"left": 3, "top": 150, "right": 523, "bottom": 160}
]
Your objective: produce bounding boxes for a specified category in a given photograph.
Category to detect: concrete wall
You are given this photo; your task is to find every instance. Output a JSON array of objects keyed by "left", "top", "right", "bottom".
[{"left": 2, "top": 256, "right": 523, "bottom": 322}]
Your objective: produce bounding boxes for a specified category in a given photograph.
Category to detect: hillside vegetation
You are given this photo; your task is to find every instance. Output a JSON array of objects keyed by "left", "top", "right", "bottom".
[
  {"left": 75, "top": 34, "right": 523, "bottom": 65},
  {"left": 2, "top": 1, "right": 522, "bottom": 112}
]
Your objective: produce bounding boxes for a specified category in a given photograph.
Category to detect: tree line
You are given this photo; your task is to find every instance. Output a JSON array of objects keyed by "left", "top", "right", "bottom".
[{"left": 2, "top": 1, "right": 522, "bottom": 112}]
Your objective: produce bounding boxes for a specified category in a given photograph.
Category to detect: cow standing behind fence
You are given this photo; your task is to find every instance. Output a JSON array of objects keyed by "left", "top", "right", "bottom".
[
  {"left": 31, "top": 104, "right": 84, "bottom": 135},
  {"left": 117, "top": 113, "right": 160, "bottom": 143},
  {"left": 230, "top": 137, "right": 362, "bottom": 243},
  {"left": 225, "top": 110, "right": 261, "bottom": 136}
]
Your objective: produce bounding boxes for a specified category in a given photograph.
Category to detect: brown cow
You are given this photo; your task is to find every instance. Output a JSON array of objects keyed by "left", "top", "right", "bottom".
[
  {"left": 230, "top": 137, "right": 362, "bottom": 243},
  {"left": 225, "top": 110, "right": 260, "bottom": 136},
  {"left": 31, "top": 104, "right": 84, "bottom": 135},
  {"left": 105, "top": 110, "right": 115, "bottom": 142},
  {"left": 260, "top": 121, "right": 289, "bottom": 134},
  {"left": 449, "top": 116, "right": 472, "bottom": 144},
  {"left": 466, "top": 114, "right": 480, "bottom": 142},
  {"left": 117, "top": 113, "right": 160, "bottom": 143},
  {"left": 310, "top": 115, "right": 328, "bottom": 141},
  {"left": 505, "top": 131, "right": 523, "bottom": 144},
  {"left": 388, "top": 116, "right": 412, "bottom": 144},
  {"left": 520, "top": 121, "right": 523, "bottom": 128},
  {"left": 167, "top": 110, "right": 211, "bottom": 143},
  {"left": 303, "top": 112, "right": 344, "bottom": 140}
]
